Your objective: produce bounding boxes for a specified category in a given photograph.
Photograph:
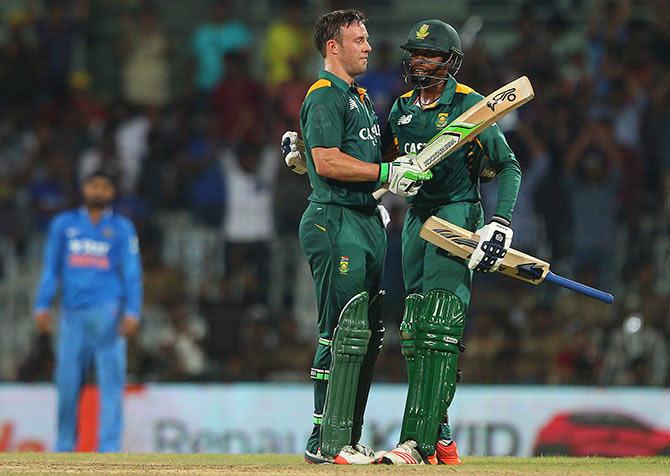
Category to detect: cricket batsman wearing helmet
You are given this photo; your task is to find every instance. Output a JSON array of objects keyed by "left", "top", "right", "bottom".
[
  {"left": 293, "top": 9, "right": 432, "bottom": 465},
  {"left": 378, "top": 19, "right": 522, "bottom": 464}
]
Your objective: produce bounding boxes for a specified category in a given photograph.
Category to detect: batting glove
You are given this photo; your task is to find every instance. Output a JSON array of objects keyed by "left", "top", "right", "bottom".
[
  {"left": 468, "top": 216, "right": 513, "bottom": 272},
  {"left": 281, "top": 130, "right": 307, "bottom": 175},
  {"left": 379, "top": 155, "right": 432, "bottom": 198}
]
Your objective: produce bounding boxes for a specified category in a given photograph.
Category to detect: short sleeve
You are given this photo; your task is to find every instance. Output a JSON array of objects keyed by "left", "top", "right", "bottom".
[{"left": 302, "top": 88, "right": 345, "bottom": 149}]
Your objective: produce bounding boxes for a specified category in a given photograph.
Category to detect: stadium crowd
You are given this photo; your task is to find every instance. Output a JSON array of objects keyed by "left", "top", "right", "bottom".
[{"left": 0, "top": 0, "right": 669, "bottom": 387}]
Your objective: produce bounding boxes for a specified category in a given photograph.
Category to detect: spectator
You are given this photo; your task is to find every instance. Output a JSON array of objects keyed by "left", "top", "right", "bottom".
[
  {"left": 191, "top": 0, "right": 251, "bottom": 94},
  {"left": 564, "top": 118, "right": 623, "bottom": 290},
  {"left": 157, "top": 301, "right": 207, "bottom": 380},
  {"left": 34, "top": 0, "right": 88, "bottom": 103},
  {"left": 601, "top": 314, "right": 668, "bottom": 386},
  {"left": 211, "top": 52, "right": 264, "bottom": 145},
  {"left": 120, "top": 6, "right": 171, "bottom": 108},
  {"left": 221, "top": 140, "right": 278, "bottom": 305},
  {"left": 263, "top": 1, "right": 311, "bottom": 90}
]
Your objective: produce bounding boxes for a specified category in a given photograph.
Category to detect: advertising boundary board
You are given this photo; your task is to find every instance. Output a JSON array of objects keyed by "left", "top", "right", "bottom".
[{"left": 1, "top": 384, "right": 669, "bottom": 455}]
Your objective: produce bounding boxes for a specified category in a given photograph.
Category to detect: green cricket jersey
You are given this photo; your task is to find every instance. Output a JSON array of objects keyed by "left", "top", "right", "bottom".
[
  {"left": 386, "top": 76, "right": 521, "bottom": 222},
  {"left": 300, "top": 70, "right": 382, "bottom": 207}
]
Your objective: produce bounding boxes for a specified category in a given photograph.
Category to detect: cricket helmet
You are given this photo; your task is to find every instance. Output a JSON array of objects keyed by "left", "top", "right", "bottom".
[{"left": 401, "top": 20, "right": 463, "bottom": 82}]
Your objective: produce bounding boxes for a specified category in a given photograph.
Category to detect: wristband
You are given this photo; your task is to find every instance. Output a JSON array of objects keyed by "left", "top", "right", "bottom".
[{"left": 379, "top": 163, "right": 390, "bottom": 183}]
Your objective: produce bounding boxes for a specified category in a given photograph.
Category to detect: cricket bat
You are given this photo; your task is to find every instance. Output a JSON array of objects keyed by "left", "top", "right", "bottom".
[
  {"left": 420, "top": 216, "right": 614, "bottom": 304},
  {"left": 373, "top": 76, "right": 534, "bottom": 199}
]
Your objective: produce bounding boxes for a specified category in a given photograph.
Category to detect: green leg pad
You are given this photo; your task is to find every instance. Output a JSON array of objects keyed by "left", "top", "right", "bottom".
[
  {"left": 398, "top": 293, "right": 423, "bottom": 445},
  {"left": 400, "top": 293, "right": 424, "bottom": 363},
  {"left": 320, "top": 292, "right": 371, "bottom": 457},
  {"left": 399, "top": 289, "right": 464, "bottom": 457},
  {"left": 351, "top": 290, "right": 385, "bottom": 446}
]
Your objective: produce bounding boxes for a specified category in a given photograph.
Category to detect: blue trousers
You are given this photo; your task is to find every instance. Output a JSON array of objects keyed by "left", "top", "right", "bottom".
[{"left": 54, "top": 302, "right": 126, "bottom": 452}]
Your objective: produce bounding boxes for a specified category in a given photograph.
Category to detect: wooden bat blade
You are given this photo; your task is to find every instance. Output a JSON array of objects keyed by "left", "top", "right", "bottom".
[
  {"left": 415, "top": 76, "right": 534, "bottom": 171},
  {"left": 420, "top": 216, "right": 614, "bottom": 303},
  {"left": 372, "top": 76, "right": 534, "bottom": 200},
  {"left": 420, "top": 216, "right": 549, "bottom": 284}
]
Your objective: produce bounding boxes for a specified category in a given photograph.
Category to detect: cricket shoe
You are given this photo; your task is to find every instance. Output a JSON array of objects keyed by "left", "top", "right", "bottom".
[
  {"left": 380, "top": 440, "right": 436, "bottom": 465},
  {"left": 353, "top": 443, "right": 386, "bottom": 461},
  {"left": 304, "top": 445, "right": 375, "bottom": 464},
  {"left": 436, "top": 439, "right": 462, "bottom": 465}
]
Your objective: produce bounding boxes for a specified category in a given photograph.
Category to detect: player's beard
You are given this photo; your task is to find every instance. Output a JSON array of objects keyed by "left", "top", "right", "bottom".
[
  {"left": 85, "top": 196, "right": 112, "bottom": 211},
  {"left": 345, "top": 56, "right": 367, "bottom": 78}
]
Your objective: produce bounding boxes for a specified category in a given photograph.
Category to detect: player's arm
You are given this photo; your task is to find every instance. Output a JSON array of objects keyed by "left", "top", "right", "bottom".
[
  {"left": 119, "top": 220, "right": 143, "bottom": 336},
  {"left": 466, "top": 95, "right": 521, "bottom": 272},
  {"left": 303, "top": 88, "right": 430, "bottom": 194},
  {"left": 380, "top": 125, "right": 399, "bottom": 163},
  {"left": 34, "top": 215, "right": 66, "bottom": 333},
  {"left": 311, "top": 147, "right": 380, "bottom": 181},
  {"left": 477, "top": 122, "right": 521, "bottom": 224}
]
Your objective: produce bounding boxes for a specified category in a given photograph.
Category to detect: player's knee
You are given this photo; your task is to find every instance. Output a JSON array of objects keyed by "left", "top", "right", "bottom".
[{"left": 415, "top": 289, "right": 465, "bottom": 354}]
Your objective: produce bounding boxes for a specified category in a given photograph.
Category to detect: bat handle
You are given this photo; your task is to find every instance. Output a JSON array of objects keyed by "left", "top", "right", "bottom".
[
  {"left": 372, "top": 186, "right": 388, "bottom": 200},
  {"left": 544, "top": 271, "right": 614, "bottom": 304}
]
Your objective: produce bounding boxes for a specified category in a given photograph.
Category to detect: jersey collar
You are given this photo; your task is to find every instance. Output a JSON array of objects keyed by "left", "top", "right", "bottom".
[
  {"left": 409, "top": 75, "right": 457, "bottom": 110},
  {"left": 79, "top": 206, "right": 113, "bottom": 222},
  {"left": 319, "top": 69, "right": 367, "bottom": 101}
]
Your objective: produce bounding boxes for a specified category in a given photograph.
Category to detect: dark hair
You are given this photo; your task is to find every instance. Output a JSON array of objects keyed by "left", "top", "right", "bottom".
[
  {"left": 313, "top": 9, "right": 367, "bottom": 58},
  {"left": 86, "top": 170, "right": 118, "bottom": 189}
]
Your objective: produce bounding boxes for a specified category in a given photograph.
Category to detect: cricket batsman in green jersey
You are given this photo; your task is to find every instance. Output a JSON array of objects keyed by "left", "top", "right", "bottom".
[
  {"left": 378, "top": 20, "right": 521, "bottom": 465},
  {"left": 286, "top": 10, "right": 433, "bottom": 465}
]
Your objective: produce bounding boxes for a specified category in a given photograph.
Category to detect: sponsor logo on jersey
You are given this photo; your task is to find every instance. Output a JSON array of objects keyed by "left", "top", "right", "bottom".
[
  {"left": 103, "top": 227, "right": 114, "bottom": 238},
  {"left": 397, "top": 114, "right": 413, "bottom": 125},
  {"left": 339, "top": 256, "right": 350, "bottom": 275},
  {"left": 67, "top": 238, "right": 111, "bottom": 269},
  {"left": 348, "top": 98, "right": 358, "bottom": 110},
  {"left": 65, "top": 227, "right": 79, "bottom": 238},
  {"left": 435, "top": 112, "right": 449, "bottom": 128},
  {"left": 403, "top": 142, "right": 427, "bottom": 154},
  {"left": 358, "top": 124, "right": 381, "bottom": 142}
]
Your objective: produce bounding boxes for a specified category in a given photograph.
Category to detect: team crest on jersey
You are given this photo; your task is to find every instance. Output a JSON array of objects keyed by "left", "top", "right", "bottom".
[
  {"left": 435, "top": 113, "right": 449, "bottom": 128},
  {"left": 397, "top": 114, "right": 413, "bottom": 125},
  {"left": 103, "top": 227, "right": 114, "bottom": 238},
  {"left": 416, "top": 24, "right": 430, "bottom": 39},
  {"left": 339, "top": 256, "right": 350, "bottom": 275},
  {"left": 65, "top": 227, "right": 79, "bottom": 238},
  {"left": 348, "top": 98, "right": 358, "bottom": 110}
]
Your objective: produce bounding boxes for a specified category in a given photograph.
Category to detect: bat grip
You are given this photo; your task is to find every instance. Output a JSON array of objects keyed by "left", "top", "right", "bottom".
[
  {"left": 372, "top": 186, "right": 388, "bottom": 200},
  {"left": 544, "top": 271, "right": 614, "bottom": 304}
]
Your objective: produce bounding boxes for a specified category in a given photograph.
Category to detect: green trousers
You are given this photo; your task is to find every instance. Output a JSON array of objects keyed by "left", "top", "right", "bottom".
[
  {"left": 402, "top": 201, "right": 484, "bottom": 309},
  {"left": 299, "top": 202, "right": 386, "bottom": 453}
]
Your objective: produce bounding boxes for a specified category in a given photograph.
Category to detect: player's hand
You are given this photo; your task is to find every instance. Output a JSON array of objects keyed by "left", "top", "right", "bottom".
[
  {"left": 119, "top": 315, "right": 140, "bottom": 337},
  {"left": 468, "top": 217, "right": 513, "bottom": 272},
  {"left": 281, "top": 131, "right": 307, "bottom": 175},
  {"left": 35, "top": 310, "right": 53, "bottom": 334},
  {"left": 381, "top": 155, "right": 432, "bottom": 197}
]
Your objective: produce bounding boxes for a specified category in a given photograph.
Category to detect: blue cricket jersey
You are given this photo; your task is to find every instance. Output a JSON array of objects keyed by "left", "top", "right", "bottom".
[{"left": 34, "top": 207, "right": 143, "bottom": 317}]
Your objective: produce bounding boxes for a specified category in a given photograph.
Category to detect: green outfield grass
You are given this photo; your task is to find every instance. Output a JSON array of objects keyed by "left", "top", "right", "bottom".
[{"left": 1, "top": 453, "right": 669, "bottom": 475}]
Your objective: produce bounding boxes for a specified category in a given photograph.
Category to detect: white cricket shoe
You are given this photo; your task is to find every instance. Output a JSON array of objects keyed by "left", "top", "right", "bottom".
[
  {"left": 380, "top": 440, "right": 429, "bottom": 465},
  {"left": 354, "top": 443, "right": 386, "bottom": 460},
  {"left": 304, "top": 444, "right": 375, "bottom": 465}
]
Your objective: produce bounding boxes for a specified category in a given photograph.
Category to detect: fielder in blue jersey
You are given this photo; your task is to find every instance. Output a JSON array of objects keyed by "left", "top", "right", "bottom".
[{"left": 34, "top": 171, "right": 142, "bottom": 452}]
